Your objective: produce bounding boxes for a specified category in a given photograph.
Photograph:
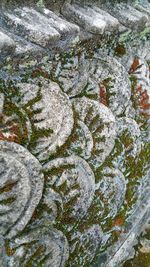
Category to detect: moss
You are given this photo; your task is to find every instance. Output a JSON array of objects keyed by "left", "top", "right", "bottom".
[
  {"left": 129, "top": 75, "right": 139, "bottom": 111},
  {"left": 0, "top": 197, "right": 16, "bottom": 205},
  {"left": 119, "top": 30, "right": 131, "bottom": 43},
  {"left": 36, "top": 0, "right": 45, "bottom": 8},
  {"left": 0, "top": 181, "right": 17, "bottom": 194},
  {"left": 0, "top": 82, "right": 33, "bottom": 145},
  {"left": 140, "top": 26, "right": 150, "bottom": 39},
  {"left": 25, "top": 245, "right": 45, "bottom": 267},
  {"left": 42, "top": 108, "right": 79, "bottom": 163},
  {"left": 124, "top": 251, "right": 150, "bottom": 267},
  {"left": 88, "top": 114, "right": 100, "bottom": 131},
  {"left": 28, "top": 126, "right": 53, "bottom": 151},
  {"left": 24, "top": 89, "right": 42, "bottom": 109},
  {"left": 5, "top": 240, "right": 15, "bottom": 257},
  {"left": 100, "top": 77, "right": 115, "bottom": 107},
  {"left": 0, "top": 26, "right": 149, "bottom": 267},
  {"left": 120, "top": 129, "right": 134, "bottom": 149},
  {"left": 114, "top": 43, "right": 126, "bottom": 57}
]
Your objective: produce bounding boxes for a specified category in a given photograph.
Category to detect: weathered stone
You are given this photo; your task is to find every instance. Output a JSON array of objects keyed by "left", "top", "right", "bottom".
[
  {"left": 0, "top": 31, "right": 16, "bottom": 56},
  {"left": 101, "top": 3, "right": 148, "bottom": 31},
  {"left": 43, "top": 156, "right": 95, "bottom": 219},
  {"left": 41, "top": 7, "right": 80, "bottom": 47},
  {"left": 0, "top": 1, "right": 149, "bottom": 267},
  {"left": 134, "top": 2, "right": 150, "bottom": 25},
  {"left": 0, "top": 93, "right": 4, "bottom": 112},
  {"left": 5, "top": 227, "right": 69, "bottom": 267},
  {"left": 63, "top": 4, "right": 106, "bottom": 34},
  {"left": 95, "top": 167, "right": 126, "bottom": 219},
  {"left": 54, "top": 52, "right": 89, "bottom": 97},
  {"left": 70, "top": 225, "right": 103, "bottom": 266},
  {"left": 0, "top": 140, "right": 44, "bottom": 239},
  {"left": 89, "top": 55, "right": 131, "bottom": 116},
  {"left": 62, "top": 3, "right": 119, "bottom": 34},
  {"left": 2, "top": 8, "right": 60, "bottom": 48},
  {"left": 72, "top": 97, "right": 116, "bottom": 169},
  {"left": 17, "top": 80, "right": 74, "bottom": 161},
  {"left": 116, "top": 117, "right": 142, "bottom": 157}
]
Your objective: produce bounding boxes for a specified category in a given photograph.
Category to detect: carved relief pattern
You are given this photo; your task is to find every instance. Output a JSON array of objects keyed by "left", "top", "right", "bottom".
[{"left": 0, "top": 25, "right": 150, "bottom": 267}]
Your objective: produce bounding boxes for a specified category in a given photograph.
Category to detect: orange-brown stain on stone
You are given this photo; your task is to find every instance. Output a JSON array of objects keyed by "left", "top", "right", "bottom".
[
  {"left": 99, "top": 84, "right": 107, "bottom": 106},
  {"left": 113, "top": 216, "right": 124, "bottom": 227},
  {"left": 136, "top": 85, "right": 150, "bottom": 118},
  {"left": 129, "top": 57, "right": 140, "bottom": 74}
]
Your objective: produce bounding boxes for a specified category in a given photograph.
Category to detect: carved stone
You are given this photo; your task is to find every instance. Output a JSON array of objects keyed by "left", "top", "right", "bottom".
[{"left": 0, "top": 0, "right": 150, "bottom": 266}]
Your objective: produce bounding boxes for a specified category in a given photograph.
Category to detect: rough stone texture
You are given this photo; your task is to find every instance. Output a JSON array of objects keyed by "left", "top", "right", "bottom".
[
  {"left": 3, "top": 227, "right": 69, "bottom": 267},
  {"left": 0, "top": 140, "right": 44, "bottom": 238},
  {"left": 0, "top": 31, "right": 16, "bottom": 57},
  {"left": 17, "top": 79, "right": 74, "bottom": 161},
  {"left": 0, "top": 1, "right": 150, "bottom": 267},
  {"left": 44, "top": 156, "right": 95, "bottom": 219},
  {"left": 72, "top": 97, "right": 116, "bottom": 168},
  {"left": 101, "top": 3, "right": 148, "bottom": 31}
]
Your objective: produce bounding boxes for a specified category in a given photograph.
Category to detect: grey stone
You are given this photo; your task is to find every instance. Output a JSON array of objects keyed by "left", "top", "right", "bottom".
[
  {"left": 116, "top": 118, "right": 142, "bottom": 157},
  {"left": 54, "top": 52, "right": 89, "bottom": 97},
  {"left": 0, "top": 140, "right": 44, "bottom": 239},
  {"left": 17, "top": 80, "right": 74, "bottom": 161},
  {"left": 72, "top": 97, "right": 116, "bottom": 169},
  {"left": 70, "top": 225, "right": 103, "bottom": 266},
  {"left": 6, "top": 227, "right": 69, "bottom": 267},
  {"left": 134, "top": 2, "right": 150, "bottom": 25},
  {"left": 89, "top": 54, "right": 131, "bottom": 116},
  {"left": 62, "top": 3, "right": 106, "bottom": 34},
  {"left": 0, "top": 1, "right": 149, "bottom": 267},
  {"left": 41, "top": 7, "right": 80, "bottom": 47},
  {"left": 92, "top": 6, "right": 120, "bottom": 32},
  {"left": 43, "top": 156, "right": 95, "bottom": 219},
  {"left": 102, "top": 3, "right": 148, "bottom": 30},
  {"left": 2, "top": 8, "right": 60, "bottom": 48},
  {"left": 95, "top": 168, "right": 126, "bottom": 219},
  {"left": 0, "top": 93, "right": 4, "bottom": 113},
  {"left": 62, "top": 3, "right": 119, "bottom": 34},
  {"left": 0, "top": 31, "right": 16, "bottom": 56}
]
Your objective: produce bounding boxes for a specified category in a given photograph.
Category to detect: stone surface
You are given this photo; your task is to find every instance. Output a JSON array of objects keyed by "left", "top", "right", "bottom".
[
  {"left": 88, "top": 55, "right": 131, "bottom": 116},
  {"left": 62, "top": 3, "right": 119, "bottom": 34},
  {"left": 2, "top": 8, "right": 60, "bottom": 48},
  {"left": 54, "top": 52, "right": 89, "bottom": 97},
  {"left": 0, "top": 1, "right": 150, "bottom": 267},
  {"left": 100, "top": 2, "right": 148, "bottom": 30},
  {"left": 0, "top": 31, "right": 16, "bottom": 57},
  {"left": 72, "top": 97, "right": 116, "bottom": 169},
  {"left": 17, "top": 80, "right": 74, "bottom": 161},
  {"left": 44, "top": 156, "right": 95, "bottom": 219},
  {"left": 3, "top": 227, "right": 69, "bottom": 267},
  {"left": 63, "top": 4, "right": 106, "bottom": 34},
  {"left": 0, "top": 140, "right": 44, "bottom": 238}
]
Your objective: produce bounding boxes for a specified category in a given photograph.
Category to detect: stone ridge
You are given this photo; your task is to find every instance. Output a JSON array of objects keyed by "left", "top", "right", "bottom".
[{"left": 0, "top": 0, "right": 150, "bottom": 60}]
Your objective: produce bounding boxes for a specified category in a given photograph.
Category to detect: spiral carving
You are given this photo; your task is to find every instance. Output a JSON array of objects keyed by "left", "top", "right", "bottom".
[{"left": 0, "top": 141, "right": 44, "bottom": 239}]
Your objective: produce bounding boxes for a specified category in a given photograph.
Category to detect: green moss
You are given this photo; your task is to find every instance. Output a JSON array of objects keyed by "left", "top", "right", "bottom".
[
  {"left": 0, "top": 197, "right": 16, "bottom": 205},
  {"left": 140, "top": 26, "right": 150, "bottom": 39},
  {"left": 24, "top": 89, "right": 42, "bottom": 109},
  {"left": 124, "top": 251, "right": 150, "bottom": 267},
  {"left": 114, "top": 43, "right": 126, "bottom": 57},
  {"left": 119, "top": 30, "right": 132, "bottom": 43},
  {"left": 42, "top": 108, "right": 79, "bottom": 163},
  {"left": 36, "top": 0, "right": 45, "bottom": 8},
  {"left": 28, "top": 126, "right": 53, "bottom": 151},
  {"left": 129, "top": 75, "right": 138, "bottom": 111},
  {"left": 101, "top": 77, "right": 115, "bottom": 107},
  {"left": 120, "top": 129, "right": 134, "bottom": 149}
]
